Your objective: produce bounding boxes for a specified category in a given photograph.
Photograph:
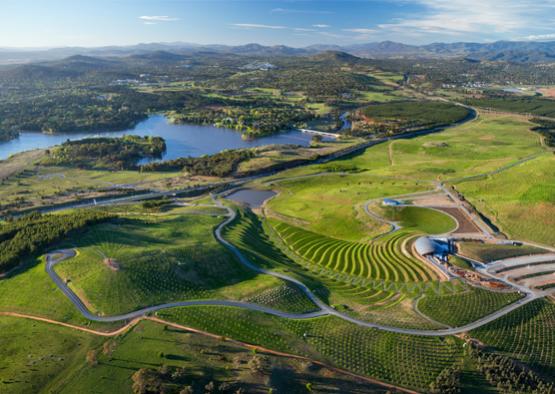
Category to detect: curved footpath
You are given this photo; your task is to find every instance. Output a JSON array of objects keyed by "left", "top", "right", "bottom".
[{"left": 44, "top": 197, "right": 540, "bottom": 336}]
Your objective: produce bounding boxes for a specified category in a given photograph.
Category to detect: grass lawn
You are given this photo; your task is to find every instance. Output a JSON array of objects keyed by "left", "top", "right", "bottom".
[
  {"left": 455, "top": 154, "right": 555, "bottom": 247},
  {"left": 267, "top": 173, "right": 430, "bottom": 242},
  {"left": 0, "top": 316, "right": 101, "bottom": 394},
  {"left": 382, "top": 206, "right": 457, "bottom": 234}
]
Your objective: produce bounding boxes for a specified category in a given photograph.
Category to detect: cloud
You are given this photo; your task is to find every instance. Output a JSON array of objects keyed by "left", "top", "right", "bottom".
[
  {"left": 376, "top": 0, "right": 555, "bottom": 38},
  {"left": 525, "top": 33, "right": 555, "bottom": 41},
  {"left": 232, "top": 23, "right": 286, "bottom": 30},
  {"left": 294, "top": 27, "right": 317, "bottom": 32},
  {"left": 313, "top": 24, "right": 330, "bottom": 28},
  {"left": 138, "top": 16, "right": 179, "bottom": 24},
  {"left": 342, "top": 28, "right": 376, "bottom": 34},
  {"left": 271, "top": 8, "right": 333, "bottom": 15}
]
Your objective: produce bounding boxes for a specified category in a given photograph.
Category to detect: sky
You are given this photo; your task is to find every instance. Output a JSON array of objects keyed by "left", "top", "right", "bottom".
[{"left": 2, "top": 0, "right": 555, "bottom": 48}]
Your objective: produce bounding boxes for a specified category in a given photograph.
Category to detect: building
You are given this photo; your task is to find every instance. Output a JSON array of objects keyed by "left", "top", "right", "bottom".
[
  {"left": 414, "top": 236, "right": 452, "bottom": 260},
  {"left": 382, "top": 198, "right": 401, "bottom": 207}
]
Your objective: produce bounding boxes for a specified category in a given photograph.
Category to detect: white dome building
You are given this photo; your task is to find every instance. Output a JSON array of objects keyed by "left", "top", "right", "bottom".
[{"left": 414, "top": 236, "right": 438, "bottom": 256}]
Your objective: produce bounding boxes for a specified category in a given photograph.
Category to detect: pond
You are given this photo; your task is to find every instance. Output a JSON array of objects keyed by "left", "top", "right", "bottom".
[
  {"left": 225, "top": 188, "right": 277, "bottom": 208},
  {"left": 0, "top": 115, "right": 317, "bottom": 161}
]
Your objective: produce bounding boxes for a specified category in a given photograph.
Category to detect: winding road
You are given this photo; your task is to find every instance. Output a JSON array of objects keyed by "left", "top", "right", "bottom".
[
  {"left": 44, "top": 196, "right": 540, "bottom": 336},
  {"left": 19, "top": 103, "right": 545, "bottom": 337}
]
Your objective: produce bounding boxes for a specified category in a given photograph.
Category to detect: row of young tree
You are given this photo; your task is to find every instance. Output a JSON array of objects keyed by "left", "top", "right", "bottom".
[
  {"left": 140, "top": 149, "right": 254, "bottom": 177},
  {"left": 0, "top": 210, "right": 113, "bottom": 273}
]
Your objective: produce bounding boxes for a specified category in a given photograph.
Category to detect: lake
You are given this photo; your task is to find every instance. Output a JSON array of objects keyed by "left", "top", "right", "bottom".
[
  {"left": 225, "top": 188, "right": 276, "bottom": 208},
  {"left": 0, "top": 115, "right": 317, "bottom": 161}
]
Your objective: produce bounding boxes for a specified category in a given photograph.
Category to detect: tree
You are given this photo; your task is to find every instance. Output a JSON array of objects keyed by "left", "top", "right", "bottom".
[{"left": 86, "top": 349, "right": 98, "bottom": 367}]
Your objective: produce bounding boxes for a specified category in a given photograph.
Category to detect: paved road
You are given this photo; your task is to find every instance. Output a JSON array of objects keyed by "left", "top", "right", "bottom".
[
  {"left": 44, "top": 197, "right": 540, "bottom": 336},
  {"left": 45, "top": 249, "right": 328, "bottom": 323}
]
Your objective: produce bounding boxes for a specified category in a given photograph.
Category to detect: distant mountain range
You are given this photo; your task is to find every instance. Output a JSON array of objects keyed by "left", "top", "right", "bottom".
[{"left": 2, "top": 40, "right": 555, "bottom": 64}]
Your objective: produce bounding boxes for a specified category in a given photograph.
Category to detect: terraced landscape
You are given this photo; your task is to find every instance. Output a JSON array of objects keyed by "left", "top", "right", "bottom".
[
  {"left": 3, "top": 40, "right": 555, "bottom": 393},
  {"left": 270, "top": 221, "right": 440, "bottom": 282}
]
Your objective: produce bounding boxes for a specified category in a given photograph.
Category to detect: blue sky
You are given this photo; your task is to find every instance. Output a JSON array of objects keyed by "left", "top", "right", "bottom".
[{"left": 2, "top": 0, "right": 555, "bottom": 48}]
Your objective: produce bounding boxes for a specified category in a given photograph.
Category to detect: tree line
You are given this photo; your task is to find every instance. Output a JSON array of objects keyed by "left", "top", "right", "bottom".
[
  {"left": 0, "top": 210, "right": 113, "bottom": 273},
  {"left": 349, "top": 101, "right": 471, "bottom": 137},
  {"left": 140, "top": 149, "right": 254, "bottom": 177}
]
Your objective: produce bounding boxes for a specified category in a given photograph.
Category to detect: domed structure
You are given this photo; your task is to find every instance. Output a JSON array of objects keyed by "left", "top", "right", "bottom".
[{"left": 414, "top": 236, "right": 437, "bottom": 256}]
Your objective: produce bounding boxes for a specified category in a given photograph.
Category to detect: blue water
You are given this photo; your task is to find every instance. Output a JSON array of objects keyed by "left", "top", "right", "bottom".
[
  {"left": 225, "top": 188, "right": 276, "bottom": 208},
  {"left": 0, "top": 115, "right": 315, "bottom": 161}
]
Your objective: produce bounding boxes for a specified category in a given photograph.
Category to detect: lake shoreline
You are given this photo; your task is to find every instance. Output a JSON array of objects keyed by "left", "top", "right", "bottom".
[{"left": 0, "top": 115, "right": 316, "bottom": 161}]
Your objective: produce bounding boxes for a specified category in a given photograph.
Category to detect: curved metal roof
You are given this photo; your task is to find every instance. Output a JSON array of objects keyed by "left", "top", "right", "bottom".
[{"left": 414, "top": 236, "right": 437, "bottom": 256}]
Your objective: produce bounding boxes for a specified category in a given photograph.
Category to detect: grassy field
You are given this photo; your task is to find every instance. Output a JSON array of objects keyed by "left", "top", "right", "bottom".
[
  {"left": 0, "top": 254, "right": 119, "bottom": 329},
  {"left": 348, "top": 113, "right": 544, "bottom": 180},
  {"left": 261, "top": 113, "right": 545, "bottom": 244},
  {"left": 0, "top": 316, "right": 390, "bottom": 394},
  {"left": 455, "top": 154, "right": 555, "bottom": 246},
  {"left": 266, "top": 173, "right": 431, "bottom": 241},
  {"left": 417, "top": 287, "right": 523, "bottom": 327},
  {"left": 0, "top": 158, "right": 188, "bottom": 213},
  {"left": 159, "top": 306, "right": 464, "bottom": 392},
  {"left": 54, "top": 209, "right": 316, "bottom": 316},
  {"left": 0, "top": 316, "right": 101, "bottom": 394},
  {"left": 381, "top": 205, "right": 457, "bottom": 234},
  {"left": 57, "top": 319, "right": 390, "bottom": 394}
]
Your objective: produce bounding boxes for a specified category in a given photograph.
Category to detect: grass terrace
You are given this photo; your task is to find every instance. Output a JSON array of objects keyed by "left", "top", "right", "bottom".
[{"left": 269, "top": 220, "right": 441, "bottom": 283}]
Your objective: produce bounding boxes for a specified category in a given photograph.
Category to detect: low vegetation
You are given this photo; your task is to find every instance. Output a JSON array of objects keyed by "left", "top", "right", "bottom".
[
  {"left": 472, "top": 299, "right": 555, "bottom": 375},
  {"left": 270, "top": 220, "right": 441, "bottom": 283},
  {"left": 457, "top": 241, "right": 545, "bottom": 263}
]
